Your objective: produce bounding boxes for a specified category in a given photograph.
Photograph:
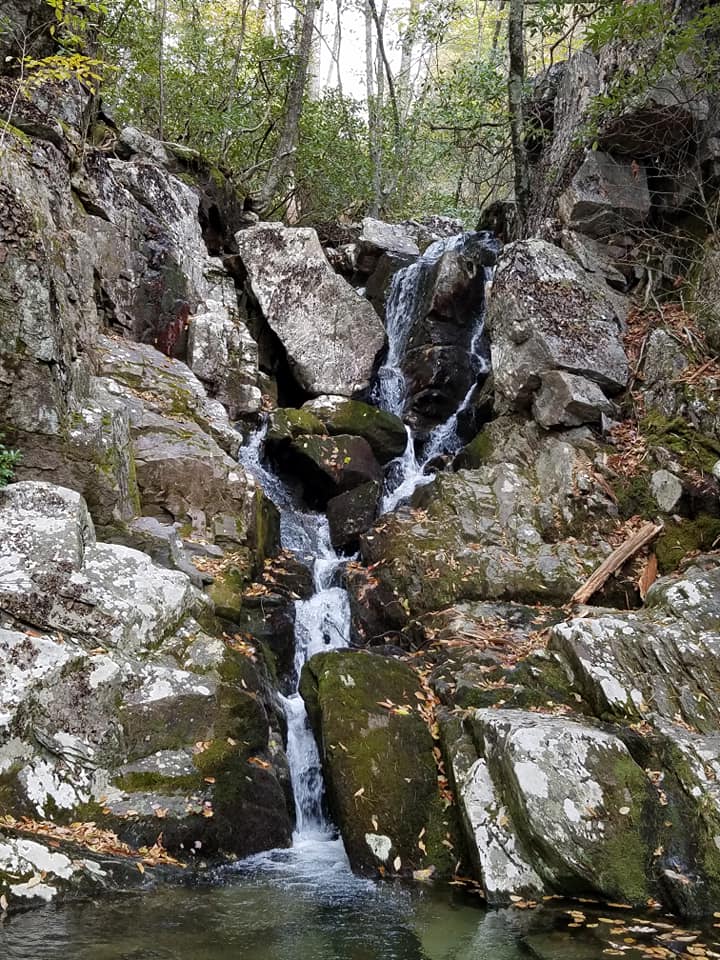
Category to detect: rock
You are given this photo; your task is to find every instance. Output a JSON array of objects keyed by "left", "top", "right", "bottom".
[
  {"left": 353, "top": 418, "right": 616, "bottom": 626},
  {"left": 234, "top": 223, "right": 386, "bottom": 397},
  {"left": 187, "top": 308, "right": 263, "bottom": 419},
  {"left": 688, "top": 239, "right": 720, "bottom": 352},
  {"left": 105, "top": 516, "right": 206, "bottom": 587},
  {"left": 327, "top": 481, "right": 380, "bottom": 551},
  {"left": 94, "top": 337, "right": 277, "bottom": 554},
  {"left": 550, "top": 562, "right": 720, "bottom": 732},
  {"left": 303, "top": 396, "right": 407, "bottom": 463},
  {"left": 358, "top": 218, "right": 420, "bottom": 258},
  {"left": 452, "top": 710, "right": 654, "bottom": 906},
  {"left": 266, "top": 407, "right": 327, "bottom": 446},
  {"left": 532, "top": 371, "right": 618, "bottom": 429},
  {"left": 270, "top": 434, "right": 382, "bottom": 508},
  {"left": 300, "top": 650, "right": 460, "bottom": 878},
  {"left": 560, "top": 230, "right": 630, "bottom": 291},
  {"left": 383, "top": 231, "right": 499, "bottom": 432},
  {"left": 0, "top": 482, "right": 199, "bottom": 654},
  {"left": 650, "top": 469, "right": 684, "bottom": 513},
  {"left": 558, "top": 151, "right": 651, "bottom": 237},
  {"left": 117, "top": 125, "right": 171, "bottom": 165},
  {"left": 364, "top": 250, "right": 416, "bottom": 317},
  {"left": 487, "top": 240, "right": 629, "bottom": 412},
  {"left": 0, "top": 482, "right": 294, "bottom": 867}
]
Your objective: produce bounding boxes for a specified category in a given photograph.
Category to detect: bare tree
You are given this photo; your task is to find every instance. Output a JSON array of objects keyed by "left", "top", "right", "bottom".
[
  {"left": 256, "top": 0, "right": 318, "bottom": 213},
  {"left": 508, "top": 0, "right": 529, "bottom": 234}
]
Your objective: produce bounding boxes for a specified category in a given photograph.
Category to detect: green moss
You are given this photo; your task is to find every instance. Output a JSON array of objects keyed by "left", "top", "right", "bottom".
[
  {"left": 267, "top": 408, "right": 327, "bottom": 444},
  {"left": 615, "top": 473, "right": 658, "bottom": 520},
  {"left": 456, "top": 429, "right": 493, "bottom": 469},
  {"left": 112, "top": 771, "right": 203, "bottom": 794},
  {"left": 655, "top": 516, "right": 720, "bottom": 573},
  {"left": 0, "top": 122, "right": 31, "bottom": 147},
  {"left": 641, "top": 412, "right": 720, "bottom": 474}
]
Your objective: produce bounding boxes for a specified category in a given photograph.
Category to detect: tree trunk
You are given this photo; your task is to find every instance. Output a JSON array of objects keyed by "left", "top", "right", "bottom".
[
  {"left": 309, "top": 0, "right": 324, "bottom": 100},
  {"left": 256, "top": 0, "right": 318, "bottom": 213},
  {"left": 156, "top": 0, "right": 167, "bottom": 140},
  {"left": 365, "top": 0, "right": 383, "bottom": 216},
  {"left": 508, "top": 0, "right": 529, "bottom": 235}
]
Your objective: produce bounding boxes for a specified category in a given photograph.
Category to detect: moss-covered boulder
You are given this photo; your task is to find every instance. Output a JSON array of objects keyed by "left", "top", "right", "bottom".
[
  {"left": 352, "top": 418, "right": 616, "bottom": 628},
  {"left": 303, "top": 396, "right": 407, "bottom": 463},
  {"left": 300, "top": 650, "right": 461, "bottom": 879},
  {"left": 271, "top": 433, "right": 383, "bottom": 508},
  {"left": 266, "top": 407, "right": 328, "bottom": 446}
]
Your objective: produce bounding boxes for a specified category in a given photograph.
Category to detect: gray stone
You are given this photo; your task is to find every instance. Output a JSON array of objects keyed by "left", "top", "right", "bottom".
[
  {"left": 650, "top": 469, "right": 684, "bottom": 513},
  {"left": 327, "top": 481, "right": 380, "bottom": 550},
  {"left": 187, "top": 307, "right": 262, "bottom": 419},
  {"left": 0, "top": 482, "right": 199, "bottom": 654},
  {"left": 359, "top": 217, "right": 420, "bottom": 257},
  {"left": 558, "top": 151, "right": 651, "bottom": 237},
  {"left": 234, "top": 223, "right": 386, "bottom": 397},
  {"left": 532, "top": 371, "right": 617, "bottom": 429},
  {"left": 487, "top": 240, "right": 629, "bottom": 412}
]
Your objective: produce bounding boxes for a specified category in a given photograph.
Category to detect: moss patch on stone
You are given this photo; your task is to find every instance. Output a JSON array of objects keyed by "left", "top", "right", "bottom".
[{"left": 656, "top": 517, "right": 720, "bottom": 573}]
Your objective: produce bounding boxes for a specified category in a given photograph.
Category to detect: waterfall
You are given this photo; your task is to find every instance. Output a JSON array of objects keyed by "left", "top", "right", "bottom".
[
  {"left": 235, "top": 229, "right": 496, "bottom": 849},
  {"left": 379, "top": 242, "right": 495, "bottom": 512},
  {"left": 240, "top": 429, "right": 351, "bottom": 841},
  {"left": 373, "top": 235, "right": 465, "bottom": 416}
]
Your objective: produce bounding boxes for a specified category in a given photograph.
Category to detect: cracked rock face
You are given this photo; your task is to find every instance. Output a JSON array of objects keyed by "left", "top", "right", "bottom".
[
  {"left": 235, "top": 223, "right": 386, "bottom": 397},
  {"left": 487, "top": 240, "right": 629, "bottom": 417}
]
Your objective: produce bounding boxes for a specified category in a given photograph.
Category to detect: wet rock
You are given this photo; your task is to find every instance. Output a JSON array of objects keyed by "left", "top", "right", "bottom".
[
  {"left": 487, "top": 240, "right": 629, "bottom": 413},
  {"left": 234, "top": 223, "right": 386, "bottom": 397},
  {"left": 303, "top": 396, "right": 407, "bottom": 463},
  {"left": 532, "top": 371, "right": 618, "bottom": 429},
  {"left": 327, "top": 481, "right": 380, "bottom": 551},
  {"left": 300, "top": 650, "right": 460, "bottom": 879},
  {"left": 396, "top": 232, "right": 499, "bottom": 432},
  {"left": 272, "top": 434, "right": 382, "bottom": 508},
  {"left": 558, "top": 151, "right": 651, "bottom": 237}
]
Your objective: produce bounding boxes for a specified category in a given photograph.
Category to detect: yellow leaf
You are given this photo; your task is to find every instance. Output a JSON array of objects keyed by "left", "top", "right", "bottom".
[
  {"left": 354, "top": 787, "right": 365, "bottom": 798},
  {"left": 137, "top": 862, "right": 145, "bottom": 874}
]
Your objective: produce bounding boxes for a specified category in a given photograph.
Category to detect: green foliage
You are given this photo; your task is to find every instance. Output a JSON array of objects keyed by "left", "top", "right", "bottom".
[{"left": 0, "top": 435, "right": 20, "bottom": 488}]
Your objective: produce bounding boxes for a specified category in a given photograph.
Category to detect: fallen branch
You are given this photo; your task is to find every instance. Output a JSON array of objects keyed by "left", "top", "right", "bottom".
[{"left": 570, "top": 521, "right": 664, "bottom": 606}]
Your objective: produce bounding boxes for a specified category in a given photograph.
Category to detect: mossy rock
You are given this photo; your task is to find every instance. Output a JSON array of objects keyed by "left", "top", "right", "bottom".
[
  {"left": 304, "top": 398, "right": 407, "bottom": 463},
  {"left": 655, "top": 516, "right": 720, "bottom": 573},
  {"left": 266, "top": 408, "right": 327, "bottom": 446},
  {"left": 454, "top": 427, "right": 494, "bottom": 470},
  {"left": 301, "top": 650, "right": 462, "bottom": 879},
  {"left": 641, "top": 412, "right": 720, "bottom": 475}
]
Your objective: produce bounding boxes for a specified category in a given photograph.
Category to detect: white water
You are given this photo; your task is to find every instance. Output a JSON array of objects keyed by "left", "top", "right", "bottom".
[
  {"left": 378, "top": 244, "right": 494, "bottom": 513},
  {"left": 239, "top": 430, "right": 351, "bottom": 843},
  {"left": 236, "top": 230, "right": 493, "bottom": 846},
  {"left": 373, "top": 235, "right": 465, "bottom": 416}
]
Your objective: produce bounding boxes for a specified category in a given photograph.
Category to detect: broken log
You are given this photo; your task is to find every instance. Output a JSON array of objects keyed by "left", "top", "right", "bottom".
[{"left": 570, "top": 521, "right": 664, "bottom": 606}]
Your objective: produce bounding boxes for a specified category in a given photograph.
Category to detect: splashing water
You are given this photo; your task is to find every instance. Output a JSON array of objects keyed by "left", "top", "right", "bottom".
[{"left": 240, "top": 426, "right": 351, "bottom": 841}]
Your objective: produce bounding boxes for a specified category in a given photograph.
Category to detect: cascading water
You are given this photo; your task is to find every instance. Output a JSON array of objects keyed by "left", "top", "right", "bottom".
[
  {"left": 236, "top": 228, "right": 496, "bottom": 854},
  {"left": 378, "top": 236, "right": 495, "bottom": 512},
  {"left": 239, "top": 430, "right": 351, "bottom": 843}
]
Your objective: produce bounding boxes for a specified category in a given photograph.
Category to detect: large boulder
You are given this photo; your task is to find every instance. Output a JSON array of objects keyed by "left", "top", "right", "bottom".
[
  {"left": 487, "top": 239, "right": 629, "bottom": 416},
  {"left": 448, "top": 709, "right": 655, "bottom": 907},
  {"left": 234, "top": 223, "right": 386, "bottom": 397},
  {"left": 558, "top": 151, "right": 651, "bottom": 237},
  {"left": 300, "top": 650, "right": 460, "bottom": 879},
  {"left": 351, "top": 418, "right": 616, "bottom": 635},
  {"left": 303, "top": 396, "right": 407, "bottom": 463}
]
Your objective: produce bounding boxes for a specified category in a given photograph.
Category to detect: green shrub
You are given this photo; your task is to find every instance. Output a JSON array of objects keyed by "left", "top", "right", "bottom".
[{"left": 0, "top": 434, "right": 21, "bottom": 487}]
